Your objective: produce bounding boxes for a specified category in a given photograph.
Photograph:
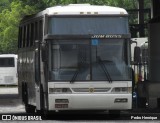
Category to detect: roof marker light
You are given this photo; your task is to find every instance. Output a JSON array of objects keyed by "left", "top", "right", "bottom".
[
  {"left": 120, "top": 12, "right": 124, "bottom": 14},
  {"left": 87, "top": 12, "right": 91, "bottom": 14},
  {"left": 54, "top": 12, "right": 58, "bottom": 15},
  {"left": 80, "top": 12, "right": 84, "bottom": 15},
  {"left": 94, "top": 12, "right": 98, "bottom": 15}
]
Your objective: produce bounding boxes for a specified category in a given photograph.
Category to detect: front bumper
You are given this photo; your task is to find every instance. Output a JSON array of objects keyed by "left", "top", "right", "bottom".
[{"left": 48, "top": 93, "right": 132, "bottom": 111}]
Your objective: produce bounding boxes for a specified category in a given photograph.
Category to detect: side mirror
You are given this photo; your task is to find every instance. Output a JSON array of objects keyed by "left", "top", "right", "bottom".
[
  {"left": 131, "top": 41, "right": 137, "bottom": 45},
  {"left": 41, "top": 41, "right": 47, "bottom": 62},
  {"left": 134, "top": 46, "right": 141, "bottom": 64},
  {"left": 35, "top": 40, "right": 39, "bottom": 50}
]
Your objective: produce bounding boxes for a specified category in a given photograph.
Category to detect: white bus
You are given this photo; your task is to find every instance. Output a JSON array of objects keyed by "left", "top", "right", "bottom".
[
  {"left": 131, "top": 38, "right": 148, "bottom": 82},
  {"left": 0, "top": 54, "right": 18, "bottom": 85},
  {"left": 18, "top": 4, "right": 132, "bottom": 115}
]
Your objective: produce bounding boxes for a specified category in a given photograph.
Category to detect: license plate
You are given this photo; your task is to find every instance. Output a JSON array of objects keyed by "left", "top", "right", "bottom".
[{"left": 55, "top": 104, "right": 68, "bottom": 108}]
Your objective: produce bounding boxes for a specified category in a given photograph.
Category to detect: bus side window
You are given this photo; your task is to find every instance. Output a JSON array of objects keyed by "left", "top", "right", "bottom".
[
  {"left": 18, "top": 27, "right": 22, "bottom": 48},
  {"left": 26, "top": 24, "right": 30, "bottom": 47},
  {"left": 39, "top": 20, "right": 43, "bottom": 41},
  {"left": 22, "top": 26, "right": 27, "bottom": 48},
  {"left": 35, "top": 22, "right": 38, "bottom": 41},
  {"left": 21, "top": 26, "right": 23, "bottom": 48},
  {"left": 134, "top": 46, "right": 141, "bottom": 64},
  {"left": 30, "top": 23, "right": 34, "bottom": 47}
]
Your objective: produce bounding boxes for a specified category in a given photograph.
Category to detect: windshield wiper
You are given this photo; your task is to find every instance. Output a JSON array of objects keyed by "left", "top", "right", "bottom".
[
  {"left": 70, "top": 69, "right": 80, "bottom": 83},
  {"left": 97, "top": 56, "right": 112, "bottom": 83},
  {"left": 70, "top": 59, "right": 85, "bottom": 83}
]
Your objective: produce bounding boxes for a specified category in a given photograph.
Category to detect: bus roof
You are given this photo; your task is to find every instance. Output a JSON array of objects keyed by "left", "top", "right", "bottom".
[
  {"left": 0, "top": 54, "right": 17, "bottom": 58},
  {"left": 21, "top": 4, "right": 128, "bottom": 23},
  {"left": 44, "top": 4, "right": 128, "bottom": 15},
  {"left": 29, "top": 4, "right": 128, "bottom": 16}
]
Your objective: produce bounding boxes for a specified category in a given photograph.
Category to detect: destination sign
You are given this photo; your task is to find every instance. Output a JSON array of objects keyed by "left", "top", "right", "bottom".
[{"left": 91, "top": 34, "right": 130, "bottom": 39}]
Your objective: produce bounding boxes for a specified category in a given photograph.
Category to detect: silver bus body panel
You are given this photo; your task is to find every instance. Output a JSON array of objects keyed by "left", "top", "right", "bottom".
[{"left": 48, "top": 81, "right": 132, "bottom": 111}]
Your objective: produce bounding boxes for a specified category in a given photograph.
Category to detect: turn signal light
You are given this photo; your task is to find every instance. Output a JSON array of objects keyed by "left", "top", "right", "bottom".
[{"left": 49, "top": 88, "right": 72, "bottom": 94}]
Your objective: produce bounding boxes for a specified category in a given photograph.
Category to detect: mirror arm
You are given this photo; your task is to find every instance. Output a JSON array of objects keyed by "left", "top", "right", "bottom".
[
  {"left": 131, "top": 40, "right": 137, "bottom": 46},
  {"left": 41, "top": 40, "right": 47, "bottom": 62}
]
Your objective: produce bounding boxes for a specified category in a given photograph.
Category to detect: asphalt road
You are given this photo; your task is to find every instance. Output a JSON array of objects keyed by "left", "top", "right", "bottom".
[
  {"left": 0, "top": 86, "right": 25, "bottom": 114},
  {"left": 0, "top": 86, "right": 160, "bottom": 122}
]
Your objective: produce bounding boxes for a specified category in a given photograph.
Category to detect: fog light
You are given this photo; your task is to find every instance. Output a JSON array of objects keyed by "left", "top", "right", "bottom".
[{"left": 114, "top": 98, "right": 128, "bottom": 103}]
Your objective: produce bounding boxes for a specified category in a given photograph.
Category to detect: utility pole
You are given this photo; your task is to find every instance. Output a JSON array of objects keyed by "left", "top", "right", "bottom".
[
  {"left": 151, "top": 0, "right": 160, "bottom": 18},
  {"left": 138, "top": 0, "right": 145, "bottom": 37}
]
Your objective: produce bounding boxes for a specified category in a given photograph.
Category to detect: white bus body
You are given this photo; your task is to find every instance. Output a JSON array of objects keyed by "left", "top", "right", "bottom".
[
  {"left": 0, "top": 54, "right": 18, "bottom": 85},
  {"left": 131, "top": 38, "right": 148, "bottom": 82},
  {"left": 18, "top": 4, "right": 132, "bottom": 114}
]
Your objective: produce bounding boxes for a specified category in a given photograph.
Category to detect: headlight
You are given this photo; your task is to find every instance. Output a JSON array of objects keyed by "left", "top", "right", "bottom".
[
  {"left": 111, "top": 87, "right": 132, "bottom": 93},
  {"left": 49, "top": 88, "right": 72, "bottom": 94}
]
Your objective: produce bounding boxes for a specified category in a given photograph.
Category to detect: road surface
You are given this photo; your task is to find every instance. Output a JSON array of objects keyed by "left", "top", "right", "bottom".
[{"left": 0, "top": 86, "right": 160, "bottom": 122}]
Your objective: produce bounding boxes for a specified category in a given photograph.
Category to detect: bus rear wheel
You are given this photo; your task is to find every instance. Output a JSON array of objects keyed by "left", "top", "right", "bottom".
[{"left": 25, "top": 104, "right": 36, "bottom": 114}]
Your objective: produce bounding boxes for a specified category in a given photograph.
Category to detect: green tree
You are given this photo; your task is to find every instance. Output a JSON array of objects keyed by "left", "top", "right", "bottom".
[
  {"left": 0, "top": 0, "right": 11, "bottom": 12},
  {"left": 0, "top": 1, "right": 35, "bottom": 53}
]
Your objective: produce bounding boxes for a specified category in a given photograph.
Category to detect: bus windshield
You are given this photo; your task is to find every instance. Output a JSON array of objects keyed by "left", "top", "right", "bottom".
[{"left": 48, "top": 39, "right": 131, "bottom": 81}]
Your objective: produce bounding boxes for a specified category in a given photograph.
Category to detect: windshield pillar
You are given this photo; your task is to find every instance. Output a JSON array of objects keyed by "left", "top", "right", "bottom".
[{"left": 89, "top": 40, "right": 92, "bottom": 80}]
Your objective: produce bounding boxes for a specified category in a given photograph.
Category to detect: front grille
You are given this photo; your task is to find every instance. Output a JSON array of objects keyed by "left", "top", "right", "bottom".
[{"left": 72, "top": 88, "right": 111, "bottom": 93}]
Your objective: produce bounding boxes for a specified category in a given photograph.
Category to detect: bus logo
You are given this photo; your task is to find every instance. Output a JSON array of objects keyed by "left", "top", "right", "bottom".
[
  {"left": 89, "top": 88, "right": 94, "bottom": 93},
  {"left": 91, "top": 34, "right": 122, "bottom": 39}
]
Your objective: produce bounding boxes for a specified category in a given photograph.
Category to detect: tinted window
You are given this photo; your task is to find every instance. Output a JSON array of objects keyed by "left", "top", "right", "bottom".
[
  {"left": 48, "top": 17, "right": 129, "bottom": 35},
  {"left": 0, "top": 57, "right": 15, "bottom": 67}
]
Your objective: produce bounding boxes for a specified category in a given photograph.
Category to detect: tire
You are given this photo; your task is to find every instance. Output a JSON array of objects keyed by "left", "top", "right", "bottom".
[{"left": 25, "top": 104, "right": 36, "bottom": 114}]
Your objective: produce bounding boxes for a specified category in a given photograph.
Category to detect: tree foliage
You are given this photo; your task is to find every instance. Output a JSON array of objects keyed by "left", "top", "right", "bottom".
[
  {"left": 0, "top": 0, "right": 11, "bottom": 12},
  {"left": 0, "top": 0, "right": 151, "bottom": 53},
  {"left": 0, "top": 1, "right": 35, "bottom": 53}
]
